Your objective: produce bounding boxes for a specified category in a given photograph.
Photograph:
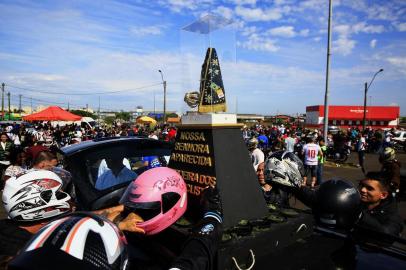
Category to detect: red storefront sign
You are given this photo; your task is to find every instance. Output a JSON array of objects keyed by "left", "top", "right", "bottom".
[{"left": 306, "top": 105, "right": 399, "bottom": 121}]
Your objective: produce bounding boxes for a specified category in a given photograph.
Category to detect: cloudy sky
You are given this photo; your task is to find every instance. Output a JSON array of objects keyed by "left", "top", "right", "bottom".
[{"left": 0, "top": 0, "right": 405, "bottom": 115}]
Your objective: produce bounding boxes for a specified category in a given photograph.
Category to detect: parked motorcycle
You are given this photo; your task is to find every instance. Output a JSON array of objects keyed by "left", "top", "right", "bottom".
[{"left": 326, "top": 145, "right": 351, "bottom": 163}]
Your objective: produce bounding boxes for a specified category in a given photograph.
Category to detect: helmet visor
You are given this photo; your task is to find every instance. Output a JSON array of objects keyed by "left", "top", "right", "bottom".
[{"left": 123, "top": 201, "right": 161, "bottom": 221}]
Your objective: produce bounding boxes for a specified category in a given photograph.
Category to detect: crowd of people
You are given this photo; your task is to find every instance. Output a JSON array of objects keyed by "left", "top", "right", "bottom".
[
  {"left": 0, "top": 120, "right": 404, "bottom": 269},
  {"left": 246, "top": 124, "right": 402, "bottom": 192},
  {"left": 248, "top": 124, "right": 404, "bottom": 244},
  {"left": 0, "top": 121, "right": 177, "bottom": 186}
]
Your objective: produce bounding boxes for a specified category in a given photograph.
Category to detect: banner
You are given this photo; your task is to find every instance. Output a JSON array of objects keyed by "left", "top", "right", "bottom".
[{"left": 198, "top": 48, "right": 227, "bottom": 113}]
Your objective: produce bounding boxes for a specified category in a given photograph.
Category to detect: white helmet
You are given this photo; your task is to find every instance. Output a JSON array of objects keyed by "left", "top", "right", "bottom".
[
  {"left": 8, "top": 212, "right": 128, "bottom": 270},
  {"left": 2, "top": 170, "right": 71, "bottom": 222},
  {"left": 265, "top": 157, "right": 303, "bottom": 188}
]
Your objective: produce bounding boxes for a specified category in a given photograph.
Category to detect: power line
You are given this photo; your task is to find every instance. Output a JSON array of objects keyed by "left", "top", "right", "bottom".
[
  {"left": 6, "top": 82, "right": 162, "bottom": 96},
  {"left": 17, "top": 95, "right": 112, "bottom": 111}
]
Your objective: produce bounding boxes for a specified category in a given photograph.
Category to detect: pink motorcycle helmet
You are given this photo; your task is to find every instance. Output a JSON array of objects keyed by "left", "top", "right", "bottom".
[{"left": 119, "top": 167, "right": 187, "bottom": 235}]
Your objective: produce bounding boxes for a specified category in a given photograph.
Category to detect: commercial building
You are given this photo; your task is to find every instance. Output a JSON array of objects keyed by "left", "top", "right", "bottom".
[{"left": 306, "top": 105, "right": 400, "bottom": 129}]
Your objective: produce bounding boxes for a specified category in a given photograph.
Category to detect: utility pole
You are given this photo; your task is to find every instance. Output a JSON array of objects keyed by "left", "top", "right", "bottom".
[
  {"left": 98, "top": 96, "right": 101, "bottom": 124},
  {"left": 323, "top": 0, "right": 333, "bottom": 141},
  {"left": 67, "top": 102, "right": 70, "bottom": 110},
  {"left": 7, "top": 92, "right": 10, "bottom": 120},
  {"left": 362, "top": 69, "right": 383, "bottom": 131},
  {"left": 1, "top": 83, "right": 4, "bottom": 120},
  {"left": 163, "top": 80, "right": 167, "bottom": 124},
  {"left": 19, "top": 94, "right": 22, "bottom": 113},
  {"left": 362, "top": 82, "right": 368, "bottom": 131},
  {"left": 158, "top": 70, "right": 167, "bottom": 124},
  {"left": 153, "top": 91, "right": 156, "bottom": 115},
  {"left": 30, "top": 97, "right": 33, "bottom": 113}
]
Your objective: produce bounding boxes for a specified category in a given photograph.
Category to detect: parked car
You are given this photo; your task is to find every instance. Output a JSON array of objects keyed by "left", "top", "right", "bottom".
[
  {"left": 328, "top": 125, "right": 341, "bottom": 134},
  {"left": 58, "top": 136, "right": 173, "bottom": 210},
  {"left": 393, "top": 130, "right": 406, "bottom": 143}
]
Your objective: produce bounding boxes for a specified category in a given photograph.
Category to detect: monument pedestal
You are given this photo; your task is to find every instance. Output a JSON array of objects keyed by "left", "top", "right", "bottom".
[{"left": 168, "top": 112, "right": 268, "bottom": 228}]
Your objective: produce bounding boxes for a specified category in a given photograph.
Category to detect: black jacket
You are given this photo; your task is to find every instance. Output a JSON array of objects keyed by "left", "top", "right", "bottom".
[
  {"left": 381, "top": 160, "right": 401, "bottom": 190},
  {"left": 357, "top": 197, "right": 404, "bottom": 236},
  {"left": 0, "top": 219, "right": 33, "bottom": 267},
  {"left": 170, "top": 217, "right": 222, "bottom": 270},
  {"left": 295, "top": 186, "right": 404, "bottom": 236}
]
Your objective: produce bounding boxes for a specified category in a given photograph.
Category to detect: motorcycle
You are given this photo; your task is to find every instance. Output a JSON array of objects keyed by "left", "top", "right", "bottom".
[
  {"left": 393, "top": 140, "right": 406, "bottom": 152},
  {"left": 326, "top": 144, "right": 351, "bottom": 163}
]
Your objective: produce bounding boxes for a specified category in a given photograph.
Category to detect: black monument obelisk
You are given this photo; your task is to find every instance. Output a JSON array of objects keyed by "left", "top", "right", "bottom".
[{"left": 170, "top": 48, "right": 267, "bottom": 229}]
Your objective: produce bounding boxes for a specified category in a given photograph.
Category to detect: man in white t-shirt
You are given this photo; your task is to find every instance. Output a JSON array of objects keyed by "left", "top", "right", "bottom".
[
  {"left": 284, "top": 132, "right": 296, "bottom": 153},
  {"left": 357, "top": 133, "right": 366, "bottom": 174},
  {"left": 302, "top": 137, "right": 323, "bottom": 187},
  {"left": 248, "top": 138, "right": 264, "bottom": 171}
]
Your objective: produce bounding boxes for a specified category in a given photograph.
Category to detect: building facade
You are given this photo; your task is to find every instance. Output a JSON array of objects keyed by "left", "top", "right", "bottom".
[{"left": 306, "top": 105, "right": 400, "bottom": 129}]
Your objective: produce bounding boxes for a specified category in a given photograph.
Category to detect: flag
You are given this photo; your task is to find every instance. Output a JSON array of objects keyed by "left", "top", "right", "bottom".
[{"left": 198, "top": 48, "right": 227, "bottom": 113}]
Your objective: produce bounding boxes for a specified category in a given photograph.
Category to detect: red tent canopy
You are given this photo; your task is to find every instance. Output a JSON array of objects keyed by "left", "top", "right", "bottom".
[{"left": 23, "top": 106, "right": 82, "bottom": 121}]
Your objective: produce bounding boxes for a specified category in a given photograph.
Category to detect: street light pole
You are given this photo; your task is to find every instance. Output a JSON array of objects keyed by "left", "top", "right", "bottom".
[
  {"left": 362, "top": 68, "right": 383, "bottom": 131},
  {"left": 158, "top": 70, "right": 167, "bottom": 124},
  {"left": 322, "top": 0, "right": 333, "bottom": 141}
]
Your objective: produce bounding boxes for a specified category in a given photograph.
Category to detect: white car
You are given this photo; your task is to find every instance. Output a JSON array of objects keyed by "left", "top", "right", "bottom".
[{"left": 393, "top": 131, "right": 406, "bottom": 143}]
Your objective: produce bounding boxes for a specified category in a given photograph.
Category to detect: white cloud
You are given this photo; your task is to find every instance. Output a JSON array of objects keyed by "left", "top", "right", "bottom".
[
  {"left": 332, "top": 22, "right": 384, "bottom": 55},
  {"left": 226, "top": 0, "right": 257, "bottom": 5},
  {"left": 313, "top": 36, "right": 322, "bottom": 42},
  {"left": 165, "top": 0, "right": 213, "bottom": 12},
  {"left": 298, "top": 0, "right": 327, "bottom": 11},
  {"left": 268, "top": 26, "right": 296, "bottom": 37},
  {"left": 335, "top": 24, "right": 351, "bottom": 36},
  {"left": 130, "top": 25, "right": 163, "bottom": 36},
  {"left": 235, "top": 6, "right": 283, "bottom": 21},
  {"left": 241, "top": 25, "right": 257, "bottom": 36},
  {"left": 394, "top": 22, "right": 406, "bottom": 32},
  {"left": 299, "top": 29, "right": 310, "bottom": 37},
  {"left": 352, "top": 22, "right": 385, "bottom": 34},
  {"left": 335, "top": 22, "right": 385, "bottom": 36},
  {"left": 366, "top": 4, "right": 398, "bottom": 21},
  {"left": 333, "top": 36, "right": 356, "bottom": 56},
  {"left": 386, "top": 57, "right": 406, "bottom": 67},
  {"left": 238, "top": 33, "right": 279, "bottom": 52},
  {"left": 370, "top": 39, "right": 377, "bottom": 49},
  {"left": 214, "top": 6, "right": 234, "bottom": 20}
]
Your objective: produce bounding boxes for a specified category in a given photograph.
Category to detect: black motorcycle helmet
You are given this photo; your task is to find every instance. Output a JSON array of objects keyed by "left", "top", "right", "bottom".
[
  {"left": 8, "top": 212, "right": 129, "bottom": 270},
  {"left": 314, "top": 179, "right": 361, "bottom": 230}
]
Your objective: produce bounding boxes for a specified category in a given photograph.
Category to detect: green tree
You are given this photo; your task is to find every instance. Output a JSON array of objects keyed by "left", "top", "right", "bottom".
[
  {"left": 104, "top": 116, "right": 116, "bottom": 125},
  {"left": 167, "top": 113, "right": 179, "bottom": 118},
  {"left": 70, "top": 110, "right": 97, "bottom": 119},
  {"left": 115, "top": 112, "right": 131, "bottom": 121}
]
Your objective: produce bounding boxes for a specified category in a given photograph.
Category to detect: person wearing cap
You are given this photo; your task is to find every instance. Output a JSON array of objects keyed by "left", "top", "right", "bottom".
[{"left": 248, "top": 137, "right": 264, "bottom": 171}]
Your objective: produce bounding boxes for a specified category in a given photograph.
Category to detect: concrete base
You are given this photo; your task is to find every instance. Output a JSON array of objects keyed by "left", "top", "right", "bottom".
[{"left": 181, "top": 112, "right": 237, "bottom": 125}]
